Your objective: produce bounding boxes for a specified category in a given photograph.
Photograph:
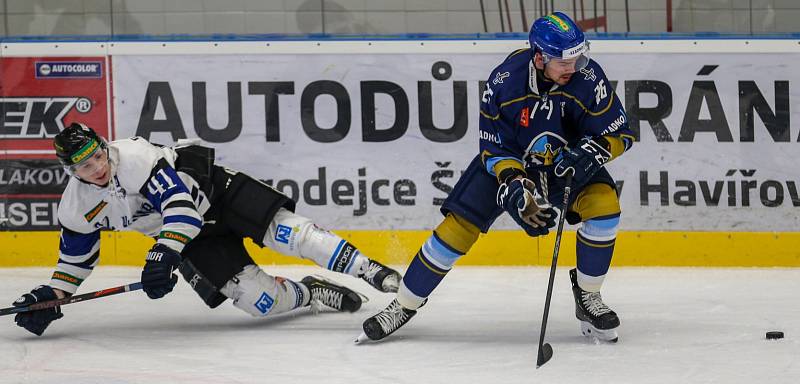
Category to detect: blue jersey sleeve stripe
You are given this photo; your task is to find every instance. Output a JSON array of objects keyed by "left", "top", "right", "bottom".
[
  {"left": 158, "top": 187, "right": 190, "bottom": 207},
  {"left": 59, "top": 230, "right": 101, "bottom": 256},
  {"left": 141, "top": 158, "right": 193, "bottom": 212},
  {"left": 163, "top": 215, "right": 203, "bottom": 228},
  {"left": 59, "top": 241, "right": 100, "bottom": 263},
  {"left": 58, "top": 250, "right": 99, "bottom": 269}
]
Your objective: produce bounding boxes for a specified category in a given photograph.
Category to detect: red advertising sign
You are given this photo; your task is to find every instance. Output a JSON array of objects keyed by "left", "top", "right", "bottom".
[
  {"left": 1, "top": 56, "right": 111, "bottom": 230},
  {"left": 1, "top": 56, "right": 111, "bottom": 159}
]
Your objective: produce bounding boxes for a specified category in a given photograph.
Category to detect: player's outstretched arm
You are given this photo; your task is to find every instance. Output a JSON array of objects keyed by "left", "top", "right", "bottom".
[{"left": 138, "top": 157, "right": 203, "bottom": 299}]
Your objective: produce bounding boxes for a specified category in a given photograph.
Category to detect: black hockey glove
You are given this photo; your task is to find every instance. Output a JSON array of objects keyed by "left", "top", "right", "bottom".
[
  {"left": 13, "top": 285, "right": 67, "bottom": 336},
  {"left": 141, "top": 243, "right": 182, "bottom": 299},
  {"left": 497, "top": 177, "right": 557, "bottom": 237},
  {"left": 554, "top": 137, "right": 612, "bottom": 188}
]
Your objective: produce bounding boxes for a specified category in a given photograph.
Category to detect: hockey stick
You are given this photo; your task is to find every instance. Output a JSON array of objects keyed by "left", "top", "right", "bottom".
[
  {"left": 536, "top": 171, "right": 573, "bottom": 368},
  {"left": 0, "top": 282, "right": 143, "bottom": 317}
]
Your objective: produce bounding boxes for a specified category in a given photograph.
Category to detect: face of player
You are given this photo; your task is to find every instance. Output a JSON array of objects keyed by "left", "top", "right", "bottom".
[
  {"left": 72, "top": 148, "right": 111, "bottom": 186},
  {"left": 534, "top": 52, "right": 579, "bottom": 86},
  {"left": 533, "top": 52, "right": 583, "bottom": 85}
]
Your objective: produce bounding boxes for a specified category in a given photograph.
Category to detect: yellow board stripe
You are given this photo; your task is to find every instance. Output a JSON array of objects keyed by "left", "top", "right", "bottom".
[{"left": 1, "top": 231, "right": 799, "bottom": 267}]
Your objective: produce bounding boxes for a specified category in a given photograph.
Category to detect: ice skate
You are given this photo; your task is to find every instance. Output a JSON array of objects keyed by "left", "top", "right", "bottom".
[
  {"left": 570, "top": 268, "right": 620, "bottom": 343},
  {"left": 301, "top": 275, "right": 365, "bottom": 313},
  {"left": 355, "top": 299, "right": 418, "bottom": 343},
  {"left": 360, "top": 260, "right": 401, "bottom": 293}
]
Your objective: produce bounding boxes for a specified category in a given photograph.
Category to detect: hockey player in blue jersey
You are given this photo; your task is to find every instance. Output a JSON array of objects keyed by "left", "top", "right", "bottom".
[
  {"left": 11, "top": 122, "right": 401, "bottom": 336},
  {"left": 358, "top": 12, "right": 636, "bottom": 343}
]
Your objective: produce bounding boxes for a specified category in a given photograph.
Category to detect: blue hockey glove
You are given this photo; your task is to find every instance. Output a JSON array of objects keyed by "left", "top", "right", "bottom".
[
  {"left": 554, "top": 137, "right": 611, "bottom": 187},
  {"left": 497, "top": 178, "right": 557, "bottom": 237},
  {"left": 141, "top": 243, "right": 182, "bottom": 299},
  {"left": 13, "top": 285, "right": 66, "bottom": 336}
]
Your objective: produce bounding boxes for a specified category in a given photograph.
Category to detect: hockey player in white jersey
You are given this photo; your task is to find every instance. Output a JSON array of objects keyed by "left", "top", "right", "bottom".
[{"left": 11, "top": 122, "right": 401, "bottom": 336}]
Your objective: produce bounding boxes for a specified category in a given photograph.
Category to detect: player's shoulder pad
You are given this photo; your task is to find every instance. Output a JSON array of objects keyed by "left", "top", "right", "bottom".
[
  {"left": 557, "top": 59, "right": 619, "bottom": 117},
  {"left": 484, "top": 48, "right": 532, "bottom": 107},
  {"left": 57, "top": 179, "right": 99, "bottom": 234},
  {"left": 561, "top": 59, "right": 612, "bottom": 105},
  {"left": 110, "top": 137, "right": 172, "bottom": 191},
  {"left": 569, "top": 59, "right": 610, "bottom": 87}
]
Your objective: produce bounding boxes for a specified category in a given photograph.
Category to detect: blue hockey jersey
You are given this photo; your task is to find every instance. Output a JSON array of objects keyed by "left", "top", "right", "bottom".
[{"left": 478, "top": 48, "right": 635, "bottom": 179}]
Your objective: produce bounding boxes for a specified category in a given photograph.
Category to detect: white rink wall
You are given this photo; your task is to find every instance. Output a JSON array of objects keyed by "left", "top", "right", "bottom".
[{"left": 1, "top": 38, "right": 799, "bottom": 267}]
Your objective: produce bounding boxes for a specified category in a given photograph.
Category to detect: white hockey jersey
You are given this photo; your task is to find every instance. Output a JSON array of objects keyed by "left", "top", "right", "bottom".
[{"left": 50, "top": 137, "right": 208, "bottom": 294}]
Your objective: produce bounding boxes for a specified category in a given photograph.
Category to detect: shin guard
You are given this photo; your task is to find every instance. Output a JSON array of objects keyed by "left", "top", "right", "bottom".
[
  {"left": 575, "top": 215, "right": 619, "bottom": 292},
  {"left": 398, "top": 214, "right": 479, "bottom": 310},
  {"left": 220, "top": 265, "right": 309, "bottom": 317},
  {"left": 397, "top": 234, "right": 461, "bottom": 310},
  {"left": 262, "top": 208, "right": 368, "bottom": 276}
]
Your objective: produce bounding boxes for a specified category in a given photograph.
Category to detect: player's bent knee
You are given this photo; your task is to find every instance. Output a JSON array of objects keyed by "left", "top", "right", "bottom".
[
  {"left": 433, "top": 213, "right": 480, "bottom": 255},
  {"left": 220, "top": 265, "right": 306, "bottom": 317},
  {"left": 262, "top": 208, "right": 314, "bottom": 254},
  {"left": 570, "top": 183, "right": 621, "bottom": 222},
  {"left": 178, "top": 258, "right": 228, "bottom": 308},
  {"left": 263, "top": 209, "right": 351, "bottom": 270},
  {"left": 580, "top": 215, "right": 620, "bottom": 241}
]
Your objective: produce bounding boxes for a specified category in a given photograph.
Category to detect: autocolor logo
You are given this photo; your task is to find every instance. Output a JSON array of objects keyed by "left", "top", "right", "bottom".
[{"left": 35, "top": 61, "right": 102, "bottom": 78}]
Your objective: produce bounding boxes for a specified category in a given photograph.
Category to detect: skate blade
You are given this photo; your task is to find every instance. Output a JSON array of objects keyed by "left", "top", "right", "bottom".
[
  {"left": 354, "top": 332, "right": 371, "bottom": 344},
  {"left": 580, "top": 321, "right": 619, "bottom": 343}
]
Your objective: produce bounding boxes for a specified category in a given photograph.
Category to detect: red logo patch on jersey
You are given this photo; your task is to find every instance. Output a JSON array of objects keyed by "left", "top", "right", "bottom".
[{"left": 520, "top": 107, "right": 530, "bottom": 127}]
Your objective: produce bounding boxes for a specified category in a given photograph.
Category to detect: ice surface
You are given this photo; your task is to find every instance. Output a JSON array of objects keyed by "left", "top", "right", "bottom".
[{"left": 1, "top": 267, "right": 798, "bottom": 384}]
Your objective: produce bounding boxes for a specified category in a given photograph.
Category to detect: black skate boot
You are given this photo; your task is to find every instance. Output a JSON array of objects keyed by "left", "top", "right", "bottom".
[
  {"left": 301, "top": 276, "right": 363, "bottom": 313},
  {"left": 570, "top": 268, "right": 620, "bottom": 342},
  {"left": 359, "top": 259, "right": 401, "bottom": 293},
  {"left": 355, "top": 299, "right": 418, "bottom": 343}
]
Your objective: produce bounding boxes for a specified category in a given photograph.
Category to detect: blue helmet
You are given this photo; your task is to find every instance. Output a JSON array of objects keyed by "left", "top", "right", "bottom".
[{"left": 529, "top": 12, "right": 589, "bottom": 68}]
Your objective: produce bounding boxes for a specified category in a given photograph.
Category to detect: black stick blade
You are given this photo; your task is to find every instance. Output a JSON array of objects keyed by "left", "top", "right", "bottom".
[{"left": 536, "top": 343, "right": 553, "bottom": 368}]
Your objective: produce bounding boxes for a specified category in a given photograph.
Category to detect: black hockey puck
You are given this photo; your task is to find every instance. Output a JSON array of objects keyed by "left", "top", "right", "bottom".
[{"left": 766, "top": 331, "right": 784, "bottom": 340}]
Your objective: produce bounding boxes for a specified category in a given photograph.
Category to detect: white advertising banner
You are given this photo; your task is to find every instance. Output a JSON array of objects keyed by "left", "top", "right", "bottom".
[{"left": 112, "top": 52, "right": 799, "bottom": 231}]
